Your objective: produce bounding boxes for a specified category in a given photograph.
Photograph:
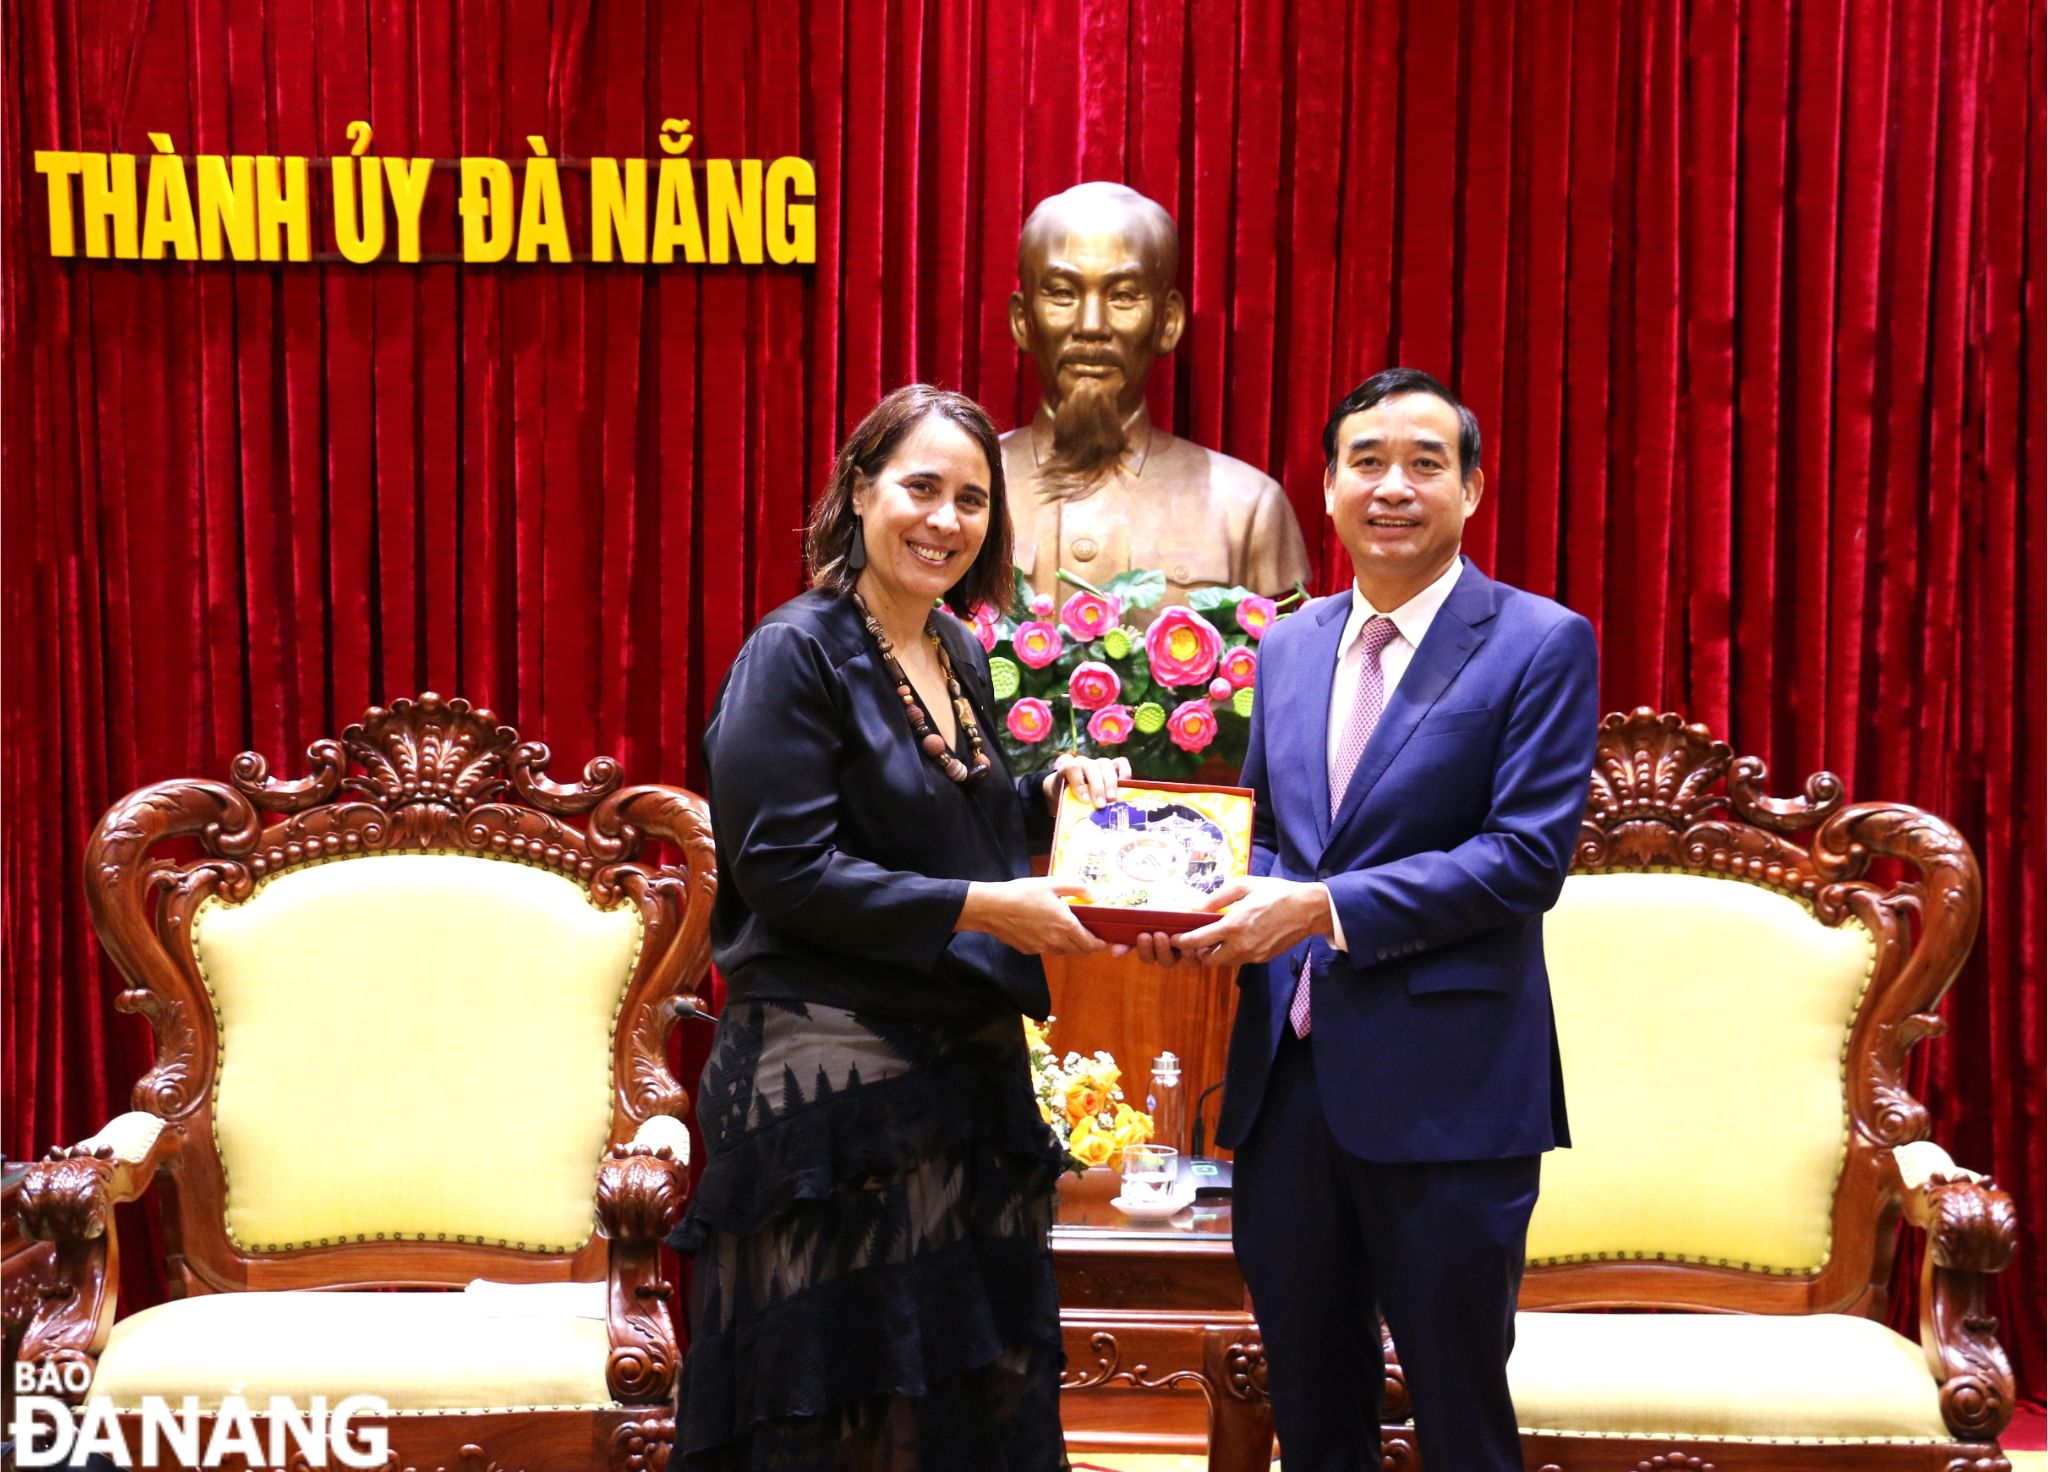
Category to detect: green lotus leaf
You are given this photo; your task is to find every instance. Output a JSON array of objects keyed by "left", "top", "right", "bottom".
[
  {"left": 1102, "top": 568, "right": 1167, "bottom": 609},
  {"left": 1187, "top": 585, "right": 1250, "bottom": 613}
]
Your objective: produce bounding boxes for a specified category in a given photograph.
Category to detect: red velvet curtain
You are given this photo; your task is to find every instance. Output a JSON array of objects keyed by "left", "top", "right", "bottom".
[{"left": 4, "top": 0, "right": 2040, "bottom": 1400}]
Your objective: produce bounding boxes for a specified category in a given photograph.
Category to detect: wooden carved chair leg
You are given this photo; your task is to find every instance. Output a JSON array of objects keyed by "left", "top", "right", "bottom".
[{"left": 1201, "top": 1327, "right": 1273, "bottom": 1472}]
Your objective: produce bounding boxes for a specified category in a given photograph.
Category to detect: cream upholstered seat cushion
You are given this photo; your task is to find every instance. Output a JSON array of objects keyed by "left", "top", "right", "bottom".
[
  {"left": 1531, "top": 872, "right": 1875, "bottom": 1271},
  {"left": 89, "top": 1283, "right": 611, "bottom": 1411},
  {"left": 1508, "top": 1311, "right": 1949, "bottom": 1441},
  {"left": 192, "top": 852, "right": 643, "bottom": 1253}
]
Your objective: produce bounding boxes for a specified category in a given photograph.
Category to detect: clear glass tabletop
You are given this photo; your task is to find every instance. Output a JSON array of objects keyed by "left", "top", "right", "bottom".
[{"left": 1051, "top": 1164, "right": 1235, "bottom": 1241}]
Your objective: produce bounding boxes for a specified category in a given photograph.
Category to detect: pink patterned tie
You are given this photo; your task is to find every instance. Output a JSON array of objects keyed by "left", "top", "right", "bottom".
[{"left": 1290, "top": 615, "right": 1400, "bottom": 1038}]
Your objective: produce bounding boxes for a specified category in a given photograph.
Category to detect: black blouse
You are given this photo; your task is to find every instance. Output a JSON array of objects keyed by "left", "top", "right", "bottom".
[{"left": 701, "top": 589, "right": 1057, "bottom": 1025}]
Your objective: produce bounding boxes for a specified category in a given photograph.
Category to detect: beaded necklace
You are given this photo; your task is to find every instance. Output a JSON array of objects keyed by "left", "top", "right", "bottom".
[{"left": 852, "top": 593, "right": 992, "bottom": 784}]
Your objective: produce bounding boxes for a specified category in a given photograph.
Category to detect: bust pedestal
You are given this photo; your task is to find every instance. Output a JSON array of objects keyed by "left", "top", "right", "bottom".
[
  {"left": 1040, "top": 950, "right": 1237, "bottom": 1157},
  {"left": 1038, "top": 754, "right": 1246, "bottom": 1152}
]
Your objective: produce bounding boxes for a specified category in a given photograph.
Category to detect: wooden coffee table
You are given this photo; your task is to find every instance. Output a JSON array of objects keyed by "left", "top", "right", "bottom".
[{"left": 1051, "top": 1167, "right": 1273, "bottom": 1471}]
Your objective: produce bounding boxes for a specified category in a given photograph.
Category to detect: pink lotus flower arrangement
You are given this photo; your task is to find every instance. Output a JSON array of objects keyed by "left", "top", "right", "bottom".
[{"left": 969, "top": 567, "right": 1304, "bottom": 778}]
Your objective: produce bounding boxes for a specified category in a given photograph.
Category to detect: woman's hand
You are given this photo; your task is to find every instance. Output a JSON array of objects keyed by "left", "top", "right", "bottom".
[
  {"left": 1042, "top": 753, "right": 1132, "bottom": 810},
  {"left": 959, "top": 877, "right": 1107, "bottom": 956}
]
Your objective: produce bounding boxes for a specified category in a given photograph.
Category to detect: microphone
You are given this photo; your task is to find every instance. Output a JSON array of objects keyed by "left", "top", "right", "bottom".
[
  {"left": 1188, "top": 1080, "right": 1227, "bottom": 1158},
  {"left": 672, "top": 994, "right": 714, "bottom": 1023}
]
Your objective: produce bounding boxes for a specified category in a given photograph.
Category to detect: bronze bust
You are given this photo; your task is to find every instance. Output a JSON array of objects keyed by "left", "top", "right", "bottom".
[{"left": 1002, "top": 182, "right": 1311, "bottom": 615}]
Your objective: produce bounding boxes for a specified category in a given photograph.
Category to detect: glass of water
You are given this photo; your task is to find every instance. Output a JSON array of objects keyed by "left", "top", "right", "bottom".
[{"left": 1120, "top": 1143, "right": 1180, "bottom": 1204}]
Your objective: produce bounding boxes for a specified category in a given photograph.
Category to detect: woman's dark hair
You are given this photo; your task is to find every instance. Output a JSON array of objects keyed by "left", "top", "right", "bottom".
[{"left": 805, "top": 384, "right": 1014, "bottom": 616}]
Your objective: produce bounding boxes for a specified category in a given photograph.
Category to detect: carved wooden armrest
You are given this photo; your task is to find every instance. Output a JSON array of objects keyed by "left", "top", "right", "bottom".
[
  {"left": 1890, "top": 1139, "right": 2019, "bottom": 1441},
  {"left": 13, "top": 1112, "right": 177, "bottom": 1397},
  {"left": 596, "top": 1116, "right": 691, "bottom": 1405}
]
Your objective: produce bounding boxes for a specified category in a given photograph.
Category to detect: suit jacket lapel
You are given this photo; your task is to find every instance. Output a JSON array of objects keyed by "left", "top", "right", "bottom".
[
  {"left": 1288, "top": 594, "right": 1351, "bottom": 850},
  {"left": 1328, "top": 561, "right": 1497, "bottom": 841}
]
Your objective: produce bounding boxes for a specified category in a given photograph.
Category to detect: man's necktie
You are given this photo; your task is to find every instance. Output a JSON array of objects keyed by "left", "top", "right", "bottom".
[{"left": 1289, "top": 614, "right": 1400, "bottom": 1038}]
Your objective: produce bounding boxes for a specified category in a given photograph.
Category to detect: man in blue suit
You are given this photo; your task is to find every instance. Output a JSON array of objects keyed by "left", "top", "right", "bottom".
[{"left": 1161, "top": 368, "right": 1599, "bottom": 1471}]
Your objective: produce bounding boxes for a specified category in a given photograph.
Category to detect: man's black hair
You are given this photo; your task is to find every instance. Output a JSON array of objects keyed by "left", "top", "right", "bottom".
[{"left": 1321, "top": 368, "right": 1482, "bottom": 481}]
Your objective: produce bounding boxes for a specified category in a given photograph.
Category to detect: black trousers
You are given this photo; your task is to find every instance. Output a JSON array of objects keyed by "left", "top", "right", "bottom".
[{"left": 1231, "top": 1025, "right": 1541, "bottom": 1472}]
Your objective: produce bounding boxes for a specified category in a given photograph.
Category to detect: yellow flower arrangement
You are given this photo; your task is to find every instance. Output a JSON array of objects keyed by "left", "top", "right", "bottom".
[{"left": 1022, "top": 1015, "right": 1153, "bottom": 1169}]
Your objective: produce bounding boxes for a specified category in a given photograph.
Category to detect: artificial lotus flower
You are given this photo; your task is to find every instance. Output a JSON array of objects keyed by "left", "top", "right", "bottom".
[
  {"left": 1068, "top": 661, "right": 1121, "bottom": 711},
  {"left": 1220, "top": 644, "right": 1258, "bottom": 690},
  {"left": 1013, "top": 620, "right": 1064, "bottom": 669},
  {"left": 1236, "top": 595, "right": 1279, "bottom": 640},
  {"left": 1007, "top": 697, "right": 1055, "bottom": 743},
  {"left": 1167, "top": 698, "right": 1219, "bottom": 753},
  {"left": 1086, "top": 704, "right": 1135, "bottom": 744},
  {"left": 1059, "top": 588, "right": 1122, "bottom": 641},
  {"left": 969, "top": 603, "right": 1002, "bottom": 652},
  {"left": 1208, "top": 677, "right": 1234, "bottom": 703},
  {"left": 1144, "top": 607, "right": 1224, "bottom": 687}
]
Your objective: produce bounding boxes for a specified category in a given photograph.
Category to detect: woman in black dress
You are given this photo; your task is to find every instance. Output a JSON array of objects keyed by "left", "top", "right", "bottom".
[{"left": 671, "top": 385, "right": 1128, "bottom": 1471}]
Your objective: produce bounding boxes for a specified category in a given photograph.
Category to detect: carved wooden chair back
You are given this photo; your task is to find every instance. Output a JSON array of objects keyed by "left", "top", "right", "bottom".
[
  {"left": 1523, "top": 709, "right": 1980, "bottom": 1320},
  {"left": 83, "top": 694, "right": 714, "bottom": 1297}
]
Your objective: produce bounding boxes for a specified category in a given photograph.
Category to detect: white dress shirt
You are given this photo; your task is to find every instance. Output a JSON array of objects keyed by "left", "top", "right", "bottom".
[{"left": 1322, "top": 554, "right": 1466, "bottom": 951}]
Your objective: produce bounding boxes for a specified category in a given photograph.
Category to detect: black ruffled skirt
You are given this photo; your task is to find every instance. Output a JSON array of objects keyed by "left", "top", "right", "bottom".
[{"left": 669, "top": 998, "right": 1073, "bottom": 1472}]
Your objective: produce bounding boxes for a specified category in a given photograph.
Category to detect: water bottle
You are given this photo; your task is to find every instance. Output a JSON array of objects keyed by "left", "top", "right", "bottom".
[{"left": 1146, "top": 1051, "right": 1185, "bottom": 1154}]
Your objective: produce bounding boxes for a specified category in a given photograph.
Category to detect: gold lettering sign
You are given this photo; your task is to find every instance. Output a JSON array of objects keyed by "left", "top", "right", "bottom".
[{"left": 31, "top": 121, "right": 817, "bottom": 267}]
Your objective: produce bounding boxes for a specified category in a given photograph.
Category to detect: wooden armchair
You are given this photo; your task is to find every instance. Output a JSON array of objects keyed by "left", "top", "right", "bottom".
[
  {"left": 1375, "top": 709, "right": 2018, "bottom": 1471},
  {"left": 10, "top": 694, "right": 714, "bottom": 1471}
]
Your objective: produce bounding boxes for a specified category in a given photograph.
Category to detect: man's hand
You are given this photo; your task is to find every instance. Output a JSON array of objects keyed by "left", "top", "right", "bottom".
[
  {"left": 1169, "top": 875, "right": 1334, "bottom": 967},
  {"left": 1119, "top": 876, "right": 1334, "bottom": 968}
]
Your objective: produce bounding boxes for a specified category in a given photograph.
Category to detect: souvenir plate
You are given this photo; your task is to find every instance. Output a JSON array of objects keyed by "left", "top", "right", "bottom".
[{"left": 1048, "top": 779, "right": 1257, "bottom": 942}]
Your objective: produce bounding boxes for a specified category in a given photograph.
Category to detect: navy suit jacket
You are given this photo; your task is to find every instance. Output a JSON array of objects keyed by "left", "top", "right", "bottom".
[{"left": 1216, "top": 558, "right": 1599, "bottom": 1163}]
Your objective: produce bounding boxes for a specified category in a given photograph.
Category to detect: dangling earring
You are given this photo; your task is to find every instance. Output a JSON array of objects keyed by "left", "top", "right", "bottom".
[{"left": 846, "top": 514, "right": 868, "bottom": 572}]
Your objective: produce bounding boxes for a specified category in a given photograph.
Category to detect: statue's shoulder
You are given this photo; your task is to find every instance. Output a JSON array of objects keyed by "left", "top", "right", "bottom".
[
  {"left": 997, "top": 427, "right": 1041, "bottom": 483},
  {"left": 1153, "top": 429, "right": 1284, "bottom": 504},
  {"left": 998, "top": 429, "right": 1052, "bottom": 532}
]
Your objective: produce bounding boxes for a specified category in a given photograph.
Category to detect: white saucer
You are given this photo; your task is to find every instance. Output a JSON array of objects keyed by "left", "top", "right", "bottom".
[{"left": 1110, "top": 1185, "right": 1198, "bottom": 1221}]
